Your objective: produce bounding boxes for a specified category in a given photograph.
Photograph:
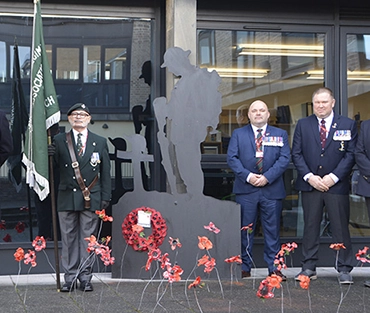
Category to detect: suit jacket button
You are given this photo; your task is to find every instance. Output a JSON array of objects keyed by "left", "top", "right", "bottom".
[
  {"left": 320, "top": 154, "right": 324, "bottom": 157},
  {"left": 319, "top": 165, "right": 322, "bottom": 169},
  {"left": 73, "top": 188, "right": 77, "bottom": 192}
]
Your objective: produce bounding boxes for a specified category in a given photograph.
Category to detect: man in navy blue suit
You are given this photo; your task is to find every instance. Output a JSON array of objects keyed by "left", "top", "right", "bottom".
[
  {"left": 292, "top": 87, "right": 357, "bottom": 284},
  {"left": 227, "top": 100, "right": 290, "bottom": 280}
]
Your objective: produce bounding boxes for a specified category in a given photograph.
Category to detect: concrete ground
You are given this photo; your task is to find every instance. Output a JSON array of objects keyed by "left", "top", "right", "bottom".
[{"left": 1, "top": 267, "right": 370, "bottom": 313}]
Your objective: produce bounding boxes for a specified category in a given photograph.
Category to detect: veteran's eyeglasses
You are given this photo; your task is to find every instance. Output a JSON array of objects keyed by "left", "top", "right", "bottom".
[{"left": 70, "top": 112, "right": 90, "bottom": 118}]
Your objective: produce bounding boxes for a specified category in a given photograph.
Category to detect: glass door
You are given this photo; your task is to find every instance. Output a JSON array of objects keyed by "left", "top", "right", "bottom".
[
  {"left": 198, "top": 25, "right": 334, "bottom": 237},
  {"left": 341, "top": 27, "right": 370, "bottom": 237}
]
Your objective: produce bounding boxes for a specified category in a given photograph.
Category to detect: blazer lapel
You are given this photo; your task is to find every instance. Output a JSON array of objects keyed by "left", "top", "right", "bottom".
[
  {"left": 309, "top": 115, "right": 321, "bottom": 147},
  {"left": 325, "top": 113, "right": 339, "bottom": 148}
]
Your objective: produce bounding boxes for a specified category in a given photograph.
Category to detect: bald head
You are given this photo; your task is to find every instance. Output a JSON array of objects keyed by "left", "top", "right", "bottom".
[{"left": 248, "top": 100, "right": 270, "bottom": 128}]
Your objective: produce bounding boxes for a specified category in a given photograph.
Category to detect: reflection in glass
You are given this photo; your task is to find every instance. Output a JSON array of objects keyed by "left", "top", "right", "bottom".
[
  {"left": 84, "top": 46, "right": 101, "bottom": 83},
  {"left": 0, "top": 42, "right": 6, "bottom": 82},
  {"left": 10, "top": 45, "right": 31, "bottom": 79},
  {"left": 198, "top": 29, "right": 325, "bottom": 151},
  {"left": 105, "top": 48, "right": 127, "bottom": 80},
  {"left": 346, "top": 33, "right": 370, "bottom": 238},
  {"left": 199, "top": 29, "right": 326, "bottom": 238},
  {"left": 56, "top": 47, "right": 79, "bottom": 80}
]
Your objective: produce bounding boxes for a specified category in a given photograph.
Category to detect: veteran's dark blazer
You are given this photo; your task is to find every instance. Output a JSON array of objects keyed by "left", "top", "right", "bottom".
[
  {"left": 227, "top": 124, "right": 290, "bottom": 200},
  {"left": 53, "top": 130, "right": 111, "bottom": 212},
  {"left": 355, "top": 119, "right": 370, "bottom": 197},
  {"left": 292, "top": 113, "right": 357, "bottom": 195}
]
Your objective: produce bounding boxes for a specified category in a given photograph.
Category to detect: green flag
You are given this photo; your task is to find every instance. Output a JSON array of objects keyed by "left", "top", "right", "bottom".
[{"left": 22, "top": 0, "right": 60, "bottom": 201}]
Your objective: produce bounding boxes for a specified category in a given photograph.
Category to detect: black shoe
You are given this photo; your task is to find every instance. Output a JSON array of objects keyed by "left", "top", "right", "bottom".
[
  {"left": 364, "top": 280, "right": 370, "bottom": 287},
  {"left": 242, "top": 270, "right": 251, "bottom": 279},
  {"left": 60, "top": 281, "right": 78, "bottom": 292},
  {"left": 269, "top": 269, "right": 287, "bottom": 281},
  {"left": 295, "top": 269, "right": 317, "bottom": 281},
  {"left": 80, "top": 281, "right": 93, "bottom": 292}
]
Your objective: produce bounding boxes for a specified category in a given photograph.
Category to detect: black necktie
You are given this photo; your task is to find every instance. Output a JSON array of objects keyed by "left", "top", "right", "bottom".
[
  {"left": 76, "top": 133, "right": 83, "bottom": 156},
  {"left": 320, "top": 119, "right": 326, "bottom": 149},
  {"left": 256, "top": 129, "right": 263, "bottom": 173}
]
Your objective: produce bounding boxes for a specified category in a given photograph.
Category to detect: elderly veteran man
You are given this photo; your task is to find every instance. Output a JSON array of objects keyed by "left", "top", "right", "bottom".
[{"left": 51, "top": 103, "right": 111, "bottom": 292}]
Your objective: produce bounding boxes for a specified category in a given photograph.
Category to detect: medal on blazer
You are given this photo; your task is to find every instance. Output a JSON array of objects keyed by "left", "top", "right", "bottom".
[
  {"left": 90, "top": 152, "right": 100, "bottom": 167},
  {"left": 333, "top": 130, "right": 351, "bottom": 151}
]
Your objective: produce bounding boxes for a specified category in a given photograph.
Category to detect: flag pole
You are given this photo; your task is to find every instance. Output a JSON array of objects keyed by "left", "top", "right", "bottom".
[{"left": 48, "top": 129, "right": 60, "bottom": 291}]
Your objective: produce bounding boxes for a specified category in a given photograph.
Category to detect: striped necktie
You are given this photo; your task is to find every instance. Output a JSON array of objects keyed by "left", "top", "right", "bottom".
[
  {"left": 320, "top": 119, "right": 326, "bottom": 149},
  {"left": 256, "top": 129, "right": 263, "bottom": 173}
]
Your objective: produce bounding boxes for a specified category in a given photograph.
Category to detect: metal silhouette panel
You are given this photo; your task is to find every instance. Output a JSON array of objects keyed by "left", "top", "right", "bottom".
[{"left": 112, "top": 47, "right": 240, "bottom": 279}]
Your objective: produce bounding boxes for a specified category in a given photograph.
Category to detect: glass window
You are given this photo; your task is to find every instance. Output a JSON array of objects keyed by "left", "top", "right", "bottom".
[
  {"left": 346, "top": 32, "right": 370, "bottom": 238},
  {"left": 198, "top": 29, "right": 325, "bottom": 151},
  {"left": 84, "top": 46, "right": 101, "bottom": 83},
  {"left": 56, "top": 47, "right": 79, "bottom": 80},
  {"left": 105, "top": 48, "right": 127, "bottom": 80},
  {"left": 198, "top": 29, "right": 326, "bottom": 238}
]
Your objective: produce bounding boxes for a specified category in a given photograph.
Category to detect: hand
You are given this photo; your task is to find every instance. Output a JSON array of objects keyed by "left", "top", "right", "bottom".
[
  {"left": 322, "top": 175, "right": 335, "bottom": 188},
  {"left": 101, "top": 200, "right": 110, "bottom": 210},
  {"left": 48, "top": 144, "right": 56, "bottom": 156},
  {"left": 249, "top": 174, "right": 268, "bottom": 187},
  {"left": 307, "top": 175, "right": 329, "bottom": 192}
]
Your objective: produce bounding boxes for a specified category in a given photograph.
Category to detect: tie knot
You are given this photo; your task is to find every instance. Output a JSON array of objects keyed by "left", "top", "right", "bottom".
[
  {"left": 78, "top": 133, "right": 82, "bottom": 138},
  {"left": 321, "top": 119, "right": 325, "bottom": 125}
]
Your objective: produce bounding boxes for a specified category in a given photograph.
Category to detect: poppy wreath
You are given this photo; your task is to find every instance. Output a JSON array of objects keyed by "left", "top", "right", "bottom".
[{"left": 122, "top": 206, "right": 167, "bottom": 252}]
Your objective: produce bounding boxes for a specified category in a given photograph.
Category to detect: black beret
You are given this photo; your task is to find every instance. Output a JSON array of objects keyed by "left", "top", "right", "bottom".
[{"left": 67, "top": 103, "right": 90, "bottom": 116}]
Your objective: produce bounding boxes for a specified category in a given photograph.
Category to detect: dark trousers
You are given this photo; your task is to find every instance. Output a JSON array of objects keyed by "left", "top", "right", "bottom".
[
  {"left": 301, "top": 190, "right": 353, "bottom": 272},
  {"left": 236, "top": 191, "right": 282, "bottom": 273}
]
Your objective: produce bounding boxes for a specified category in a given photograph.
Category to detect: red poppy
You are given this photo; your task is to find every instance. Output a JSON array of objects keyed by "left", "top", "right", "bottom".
[
  {"left": 225, "top": 255, "right": 242, "bottom": 264},
  {"left": 14, "top": 247, "right": 25, "bottom": 262},
  {"left": 160, "top": 252, "right": 170, "bottom": 269},
  {"left": 0, "top": 220, "right": 6, "bottom": 230},
  {"left": 204, "top": 222, "right": 220, "bottom": 234},
  {"left": 298, "top": 274, "right": 310, "bottom": 289},
  {"left": 356, "top": 246, "right": 370, "bottom": 263},
  {"left": 15, "top": 221, "right": 25, "bottom": 234},
  {"left": 95, "top": 209, "right": 113, "bottom": 222},
  {"left": 256, "top": 279, "right": 274, "bottom": 299},
  {"left": 277, "top": 242, "right": 298, "bottom": 257},
  {"left": 241, "top": 223, "right": 253, "bottom": 233},
  {"left": 204, "top": 257, "right": 216, "bottom": 273},
  {"left": 163, "top": 264, "right": 183, "bottom": 283},
  {"left": 330, "top": 243, "right": 346, "bottom": 251},
  {"left": 266, "top": 274, "right": 282, "bottom": 289},
  {"left": 188, "top": 276, "right": 202, "bottom": 289},
  {"left": 145, "top": 248, "right": 162, "bottom": 271},
  {"left": 198, "top": 236, "right": 213, "bottom": 250},
  {"left": 24, "top": 250, "right": 37, "bottom": 267},
  {"left": 132, "top": 224, "right": 144, "bottom": 234},
  {"left": 100, "top": 247, "right": 115, "bottom": 266},
  {"left": 198, "top": 254, "right": 209, "bottom": 266},
  {"left": 3, "top": 233, "right": 11, "bottom": 242},
  {"left": 32, "top": 236, "right": 46, "bottom": 252},
  {"left": 169, "top": 237, "right": 182, "bottom": 250}
]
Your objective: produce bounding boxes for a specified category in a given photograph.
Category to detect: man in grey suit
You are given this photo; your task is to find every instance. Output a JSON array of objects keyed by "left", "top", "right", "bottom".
[
  {"left": 292, "top": 87, "right": 357, "bottom": 284},
  {"left": 52, "top": 103, "right": 111, "bottom": 292}
]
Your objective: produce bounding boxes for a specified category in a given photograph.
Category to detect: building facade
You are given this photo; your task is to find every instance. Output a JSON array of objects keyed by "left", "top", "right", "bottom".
[{"left": 1, "top": 0, "right": 370, "bottom": 273}]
